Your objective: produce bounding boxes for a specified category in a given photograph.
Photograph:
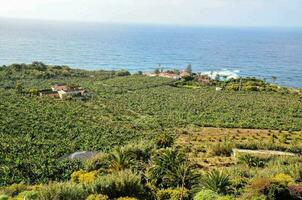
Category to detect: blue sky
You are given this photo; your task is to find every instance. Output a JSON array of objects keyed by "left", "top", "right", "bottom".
[{"left": 0, "top": 0, "right": 301, "bottom": 27}]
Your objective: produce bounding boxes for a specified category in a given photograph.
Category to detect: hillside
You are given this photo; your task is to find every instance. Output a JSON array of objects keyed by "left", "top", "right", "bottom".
[{"left": 0, "top": 63, "right": 301, "bottom": 200}]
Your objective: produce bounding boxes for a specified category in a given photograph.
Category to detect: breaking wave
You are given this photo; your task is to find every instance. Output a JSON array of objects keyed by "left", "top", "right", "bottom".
[{"left": 200, "top": 69, "right": 240, "bottom": 80}]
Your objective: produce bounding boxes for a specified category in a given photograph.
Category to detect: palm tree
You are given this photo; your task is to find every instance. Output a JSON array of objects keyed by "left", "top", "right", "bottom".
[
  {"left": 199, "top": 170, "right": 231, "bottom": 195},
  {"left": 110, "top": 148, "right": 133, "bottom": 171},
  {"left": 148, "top": 148, "right": 197, "bottom": 189}
]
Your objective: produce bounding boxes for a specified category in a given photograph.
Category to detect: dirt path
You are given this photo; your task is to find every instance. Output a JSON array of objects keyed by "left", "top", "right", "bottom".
[{"left": 232, "top": 148, "right": 298, "bottom": 157}]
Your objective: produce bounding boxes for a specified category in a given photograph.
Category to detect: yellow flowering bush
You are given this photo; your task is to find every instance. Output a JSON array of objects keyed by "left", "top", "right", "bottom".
[
  {"left": 116, "top": 197, "right": 138, "bottom": 200},
  {"left": 271, "top": 173, "right": 294, "bottom": 185},
  {"left": 70, "top": 170, "right": 99, "bottom": 184},
  {"left": 86, "top": 194, "right": 108, "bottom": 200},
  {"left": 157, "top": 188, "right": 189, "bottom": 200}
]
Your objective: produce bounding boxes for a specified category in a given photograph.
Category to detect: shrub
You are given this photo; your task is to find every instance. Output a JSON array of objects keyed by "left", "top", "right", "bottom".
[
  {"left": 116, "top": 197, "right": 138, "bottom": 200},
  {"left": 216, "top": 196, "right": 234, "bottom": 200},
  {"left": 91, "top": 170, "right": 145, "bottom": 199},
  {"left": 248, "top": 177, "right": 272, "bottom": 195},
  {"left": 121, "top": 141, "right": 154, "bottom": 163},
  {"left": 199, "top": 170, "right": 231, "bottom": 195},
  {"left": 37, "top": 182, "right": 88, "bottom": 200},
  {"left": 288, "top": 184, "right": 302, "bottom": 199},
  {"left": 267, "top": 183, "right": 291, "bottom": 200},
  {"left": 271, "top": 173, "right": 294, "bottom": 185},
  {"left": 194, "top": 189, "right": 219, "bottom": 200},
  {"left": 85, "top": 141, "right": 153, "bottom": 173},
  {"left": 86, "top": 194, "right": 108, "bottom": 200},
  {"left": 155, "top": 132, "right": 175, "bottom": 149},
  {"left": 245, "top": 85, "right": 259, "bottom": 91},
  {"left": 143, "top": 182, "right": 165, "bottom": 200},
  {"left": 250, "top": 194, "right": 267, "bottom": 200},
  {"left": 119, "top": 141, "right": 154, "bottom": 171},
  {"left": 27, "top": 88, "right": 39, "bottom": 96},
  {"left": 238, "top": 154, "right": 269, "bottom": 168},
  {"left": 295, "top": 164, "right": 302, "bottom": 182},
  {"left": 0, "top": 195, "right": 9, "bottom": 200},
  {"left": 156, "top": 188, "right": 189, "bottom": 200},
  {"left": 70, "top": 170, "right": 99, "bottom": 184},
  {"left": 0, "top": 183, "right": 28, "bottom": 196},
  {"left": 248, "top": 176, "right": 294, "bottom": 200},
  {"left": 53, "top": 159, "right": 84, "bottom": 182},
  {"left": 116, "top": 70, "right": 131, "bottom": 76},
  {"left": 85, "top": 153, "right": 111, "bottom": 172},
  {"left": 15, "top": 191, "right": 38, "bottom": 200},
  {"left": 109, "top": 148, "right": 135, "bottom": 171},
  {"left": 208, "top": 142, "right": 233, "bottom": 157},
  {"left": 147, "top": 148, "right": 197, "bottom": 189},
  {"left": 193, "top": 189, "right": 233, "bottom": 200}
]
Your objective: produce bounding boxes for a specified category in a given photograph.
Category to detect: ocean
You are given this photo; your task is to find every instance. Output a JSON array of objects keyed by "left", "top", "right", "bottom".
[{"left": 0, "top": 19, "right": 302, "bottom": 87}]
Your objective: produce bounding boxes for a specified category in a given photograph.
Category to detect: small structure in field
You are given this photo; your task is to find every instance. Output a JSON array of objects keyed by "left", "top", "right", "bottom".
[
  {"left": 51, "top": 84, "right": 68, "bottom": 92},
  {"left": 39, "top": 89, "right": 60, "bottom": 98},
  {"left": 39, "top": 84, "right": 88, "bottom": 99},
  {"left": 144, "top": 72, "right": 181, "bottom": 79},
  {"left": 160, "top": 72, "right": 181, "bottom": 79},
  {"left": 58, "top": 89, "right": 87, "bottom": 99},
  {"left": 143, "top": 72, "right": 157, "bottom": 77},
  {"left": 59, "top": 151, "right": 97, "bottom": 161},
  {"left": 216, "top": 87, "right": 223, "bottom": 91}
]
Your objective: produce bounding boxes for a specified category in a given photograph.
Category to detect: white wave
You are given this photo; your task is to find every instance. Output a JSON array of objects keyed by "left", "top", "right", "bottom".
[{"left": 200, "top": 69, "right": 240, "bottom": 80}]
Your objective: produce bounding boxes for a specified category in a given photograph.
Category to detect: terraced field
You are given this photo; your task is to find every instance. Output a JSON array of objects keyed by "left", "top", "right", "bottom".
[
  {"left": 176, "top": 127, "right": 302, "bottom": 169},
  {"left": 0, "top": 64, "right": 301, "bottom": 200}
]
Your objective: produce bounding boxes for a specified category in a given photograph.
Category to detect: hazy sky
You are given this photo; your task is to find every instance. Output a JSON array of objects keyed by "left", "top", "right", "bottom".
[{"left": 0, "top": 0, "right": 301, "bottom": 27}]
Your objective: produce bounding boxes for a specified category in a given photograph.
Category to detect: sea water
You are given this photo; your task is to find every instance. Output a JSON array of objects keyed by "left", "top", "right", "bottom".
[{"left": 0, "top": 19, "right": 301, "bottom": 87}]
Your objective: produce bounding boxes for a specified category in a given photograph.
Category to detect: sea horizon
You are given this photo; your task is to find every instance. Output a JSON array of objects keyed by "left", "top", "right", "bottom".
[{"left": 1, "top": 18, "right": 302, "bottom": 87}]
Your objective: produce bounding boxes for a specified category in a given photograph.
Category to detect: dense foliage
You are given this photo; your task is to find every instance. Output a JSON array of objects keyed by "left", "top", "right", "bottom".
[{"left": 0, "top": 63, "right": 301, "bottom": 199}]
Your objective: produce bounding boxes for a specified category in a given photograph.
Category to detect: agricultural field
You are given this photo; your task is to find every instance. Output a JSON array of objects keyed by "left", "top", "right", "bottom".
[
  {"left": 0, "top": 63, "right": 301, "bottom": 199},
  {"left": 176, "top": 127, "right": 302, "bottom": 168},
  {"left": 175, "top": 128, "right": 302, "bottom": 199}
]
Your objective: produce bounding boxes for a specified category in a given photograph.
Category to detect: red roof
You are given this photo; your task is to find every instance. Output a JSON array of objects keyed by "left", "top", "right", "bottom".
[{"left": 52, "top": 85, "right": 68, "bottom": 91}]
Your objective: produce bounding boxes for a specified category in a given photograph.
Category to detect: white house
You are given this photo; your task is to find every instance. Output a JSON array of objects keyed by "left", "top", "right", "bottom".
[{"left": 57, "top": 89, "right": 86, "bottom": 99}]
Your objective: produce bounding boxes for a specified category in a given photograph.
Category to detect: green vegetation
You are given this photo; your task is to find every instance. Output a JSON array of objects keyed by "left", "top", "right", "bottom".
[
  {"left": 237, "top": 154, "right": 270, "bottom": 168},
  {"left": 223, "top": 78, "right": 288, "bottom": 92},
  {"left": 176, "top": 127, "right": 302, "bottom": 199},
  {"left": 0, "top": 63, "right": 301, "bottom": 199},
  {"left": 176, "top": 74, "right": 301, "bottom": 95},
  {"left": 194, "top": 189, "right": 234, "bottom": 200},
  {"left": 1, "top": 133, "right": 300, "bottom": 199},
  {"left": 147, "top": 148, "right": 197, "bottom": 189},
  {"left": 198, "top": 170, "right": 231, "bottom": 195}
]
